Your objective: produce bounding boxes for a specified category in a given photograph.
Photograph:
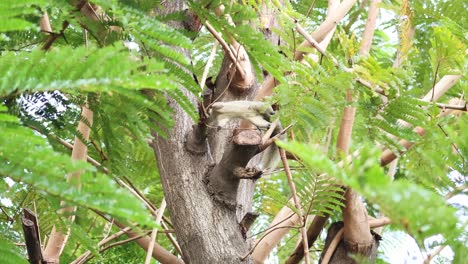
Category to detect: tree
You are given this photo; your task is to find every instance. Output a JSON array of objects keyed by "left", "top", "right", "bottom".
[{"left": 0, "top": 0, "right": 466, "bottom": 263}]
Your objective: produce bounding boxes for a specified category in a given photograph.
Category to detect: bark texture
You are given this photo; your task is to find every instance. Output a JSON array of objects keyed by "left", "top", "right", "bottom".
[
  {"left": 150, "top": 2, "right": 263, "bottom": 263},
  {"left": 152, "top": 55, "right": 253, "bottom": 264}
]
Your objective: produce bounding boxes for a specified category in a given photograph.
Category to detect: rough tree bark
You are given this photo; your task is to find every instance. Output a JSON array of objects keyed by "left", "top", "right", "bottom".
[{"left": 150, "top": 1, "right": 271, "bottom": 263}]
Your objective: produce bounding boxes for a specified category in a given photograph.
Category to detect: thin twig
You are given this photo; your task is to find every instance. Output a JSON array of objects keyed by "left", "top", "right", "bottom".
[
  {"left": 294, "top": 20, "right": 386, "bottom": 95},
  {"left": 81, "top": 231, "right": 152, "bottom": 264},
  {"left": 145, "top": 199, "right": 167, "bottom": 264},
  {"left": 306, "top": 0, "right": 318, "bottom": 17},
  {"left": 120, "top": 179, "right": 181, "bottom": 255},
  {"left": 423, "top": 244, "right": 447, "bottom": 264},
  {"left": 242, "top": 224, "right": 300, "bottom": 260},
  {"left": 28, "top": 130, "right": 181, "bottom": 256},
  {"left": 199, "top": 41, "right": 219, "bottom": 116},
  {"left": 259, "top": 123, "right": 294, "bottom": 152},
  {"left": 0, "top": 206, "right": 13, "bottom": 222},
  {"left": 200, "top": 42, "right": 219, "bottom": 89},
  {"left": 70, "top": 227, "right": 132, "bottom": 264},
  {"left": 445, "top": 184, "right": 468, "bottom": 200},
  {"left": 436, "top": 102, "right": 467, "bottom": 111},
  {"left": 204, "top": 21, "right": 245, "bottom": 78},
  {"left": 205, "top": 46, "right": 240, "bottom": 108},
  {"left": 279, "top": 148, "right": 310, "bottom": 264}
]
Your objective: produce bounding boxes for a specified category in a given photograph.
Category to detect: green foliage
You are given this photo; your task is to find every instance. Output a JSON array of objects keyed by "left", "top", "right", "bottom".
[
  {"left": 295, "top": 170, "right": 345, "bottom": 217},
  {"left": 0, "top": 0, "right": 45, "bottom": 33},
  {"left": 0, "top": 106, "right": 153, "bottom": 226},
  {"left": 278, "top": 141, "right": 463, "bottom": 245},
  {"left": 0, "top": 239, "right": 28, "bottom": 264},
  {"left": 0, "top": 0, "right": 466, "bottom": 263},
  {"left": 430, "top": 27, "right": 465, "bottom": 76},
  {"left": 0, "top": 45, "right": 175, "bottom": 95}
]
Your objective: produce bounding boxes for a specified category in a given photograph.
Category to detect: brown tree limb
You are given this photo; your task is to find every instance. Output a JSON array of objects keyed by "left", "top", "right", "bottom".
[
  {"left": 39, "top": 12, "right": 52, "bottom": 34},
  {"left": 26, "top": 125, "right": 183, "bottom": 258},
  {"left": 204, "top": 21, "right": 245, "bottom": 78},
  {"left": 42, "top": 21, "right": 70, "bottom": 51},
  {"left": 92, "top": 210, "right": 182, "bottom": 264},
  {"left": 43, "top": 103, "right": 93, "bottom": 263},
  {"left": 116, "top": 180, "right": 181, "bottom": 255},
  {"left": 294, "top": 21, "right": 386, "bottom": 95},
  {"left": 422, "top": 75, "right": 463, "bottom": 103},
  {"left": 41, "top": 6, "right": 102, "bottom": 261},
  {"left": 251, "top": 207, "right": 301, "bottom": 263},
  {"left": 359, "top": 0, "right": 381, "bottom": 57},
  {"left": 336, "top": 91, "right": 357, "bottom": 155},
  {"left": 79, "top": 231, "right": 152, "bottom": 264},
  {"left": 203, "top": 6, "right": 254, "bottom": 92},
  {"left": 339, "top": 0, "right": 380, "bottom": 257},
  {"left": 321, "top": 227, "right": 344, "bottom": 264},
  {"left": 436, "top": 102, "right": 467, "bottom": 111}
]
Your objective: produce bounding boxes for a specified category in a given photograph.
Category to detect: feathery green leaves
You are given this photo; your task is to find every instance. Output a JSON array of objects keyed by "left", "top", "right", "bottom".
[
  {"left": 278, "top": 141, "right": 462, "bottom": 244},
  {"left": 0, "top": 106, "right": 153, "bottom": 226}
]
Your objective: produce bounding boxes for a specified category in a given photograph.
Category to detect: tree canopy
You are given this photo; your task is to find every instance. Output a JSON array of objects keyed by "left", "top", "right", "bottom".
[{"left": 0, "top": 0, "right": 466, "bottom": 263}]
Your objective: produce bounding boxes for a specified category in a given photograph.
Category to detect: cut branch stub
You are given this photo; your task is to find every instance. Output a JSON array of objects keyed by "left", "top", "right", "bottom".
[
  {"left": 22, "top": 209, "right": 44, "bottom": 264},
  {"left": 226, "top": 45, "right": 255, "bottom": 94},
  {"left": 204, "top": 129, "right": 261, "bottom": 209}
]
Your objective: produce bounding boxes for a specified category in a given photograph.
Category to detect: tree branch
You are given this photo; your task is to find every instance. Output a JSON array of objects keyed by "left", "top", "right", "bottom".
[
  {"left": 204, "top": 21, "right": 244, "bottom": 77},
  {"left": 262, "top": 74, "right": 461, "bottom": 263},
  {"left": 70, "top": 227, "right": 131, "bottom": 264},
  {"left": 285, "top": 215, "right": 328, "bottom": 264},
  {"left": 203, "top": 6, "right": 254, "bottom": 92},
  {"left": 251, "top": 1, "right": 351, "bottom": 260},
  {"left": 256, "top": 0, "right": 358, "bottom": 100},
  {"left": 80, "top": 231, "right": 153, "bottom": 264},
  {"left": 279, "top": 148, "right": 310, "bottom": 264},
  {"left": 92, "top": 211, "right": 182, "bottom": 264},
  {"left": 43, "top": 102, "right": 93, "bottom": 263},
  {"left": 359, "top": 0, "right": 381, "bottom": 57},
  {"left": 321, "top": 227, "right": 344, "bottom": 264},
  {"left": 424, "top": 245, "right": 447, "bottom": 264},
  {"left": 340, "top": 0, "right": 381, "bottom": 256},
  {"left": 144, "top": 199, "right": 167, "bottom": 264},
  {"left": 27, "top": 124, "right": 182, "bottom": 257},
  {"left": 39, "top": 12, "right": 52, "bottom": 34},
  {"left": 321, "top": 217, "right": 390, "bottom": 264}
]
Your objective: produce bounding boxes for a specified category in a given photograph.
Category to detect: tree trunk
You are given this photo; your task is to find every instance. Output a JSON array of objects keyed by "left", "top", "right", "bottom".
[{"left": 150, "top": 2, "right": 264, "bottom": 263}]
